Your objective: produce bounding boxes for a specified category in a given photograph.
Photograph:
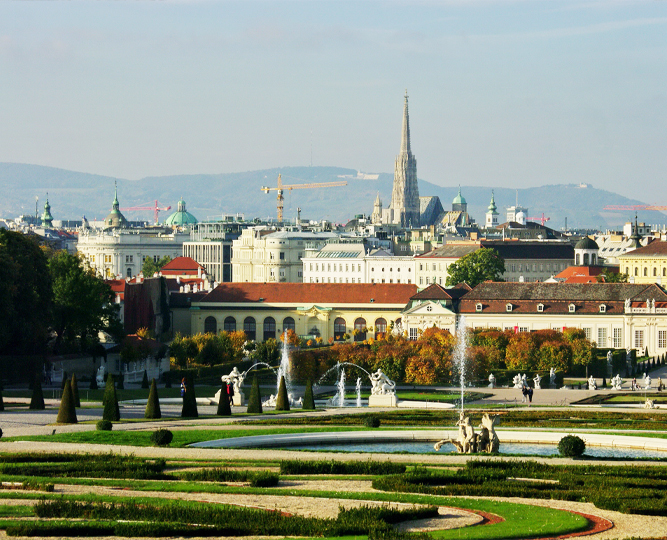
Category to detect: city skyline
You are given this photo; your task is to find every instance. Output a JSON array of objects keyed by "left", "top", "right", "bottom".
[{"left": 1, "top": 0, "right": 666, "bottom": 200}]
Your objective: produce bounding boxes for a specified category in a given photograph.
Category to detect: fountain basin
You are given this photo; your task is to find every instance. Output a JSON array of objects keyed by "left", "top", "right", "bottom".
[{"left": 189, "top": 429, "right": 667, "bottom": 454}]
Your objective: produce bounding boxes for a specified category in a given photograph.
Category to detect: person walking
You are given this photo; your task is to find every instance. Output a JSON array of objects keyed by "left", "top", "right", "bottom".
[
  {"left": 528, "top": 387, "right": 533, "bottom": 404},
  {"left": 180, "top": 378, "right": 186, "bottom": 398},
  {"left": 227, "top": 381, "right": 235, "bottom": 404},
  {"left": 521, "top": 385, "right": 528, "bottom": 404}
]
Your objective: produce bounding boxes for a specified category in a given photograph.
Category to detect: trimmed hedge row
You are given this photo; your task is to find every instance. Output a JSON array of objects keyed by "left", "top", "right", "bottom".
[
  {"left": 181, "top": 468, "right": 279, "bottom": 487},
  {"left": 280, "top": 459, "right": 406, "bottom": 475}
]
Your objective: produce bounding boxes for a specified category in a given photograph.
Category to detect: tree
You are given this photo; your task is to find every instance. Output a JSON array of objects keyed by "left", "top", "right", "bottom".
[
  {"left": 246, "top": 374, "right": 263, "bottom": 414},
  {"left": 252, "top": 338, "right": 280, "bottom": 365},
  {"left": 71, "top": 373, "right": 81, "bottom": 408},
  {"left": 102, "top": 375, "right": 120, "bottom": 421},
  {"left": 29, "top": 374, "right": 45, "bottom": 410},
  {"left": 141, "top": 370, "right": 149, "bottom": 389},
  {"left": 141, "top": 255, "right": 172, "bottom": 278},
  {"left": 0, "top": 230, "right": 52, "bottom": 355},
  {"left": 56, "top": 379, "right": 77, "bottom": 424},
  {"left": 0, "top": 386, "right": 4, "bottom": 412},
  {"left": 445, "top": 248, "right": 505, "bottom": 288},
  {"left": 180, "top": 375, "right": 199, "bottom": 418},
  {"left": 48, "top": 251, "right": 123, "bottom": 354},
  {"left": 597, "top": 268, "right": 628, "bottom": 283},
  {"left": 275, "top": 375, "right": 290, "bottom": 411},
  {"left": 302, "top": 379, "right": 316, "bottom": 410},
  {"left": 145, "top": 379, "right": 161, "bottom": 419},
  {"left": 216, "top": 383, "right": 232, "bottom": 416}
]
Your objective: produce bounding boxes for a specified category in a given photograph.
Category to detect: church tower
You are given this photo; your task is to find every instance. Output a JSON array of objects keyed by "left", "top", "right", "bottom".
[
  {"left": 485, "top": 191, "right": 499, "bottom": 228},
  {"left": 41, "top": 193, "right": 54, "bottom": 228},
  {"left": 386, "top": 91, "right": 420, "bottom": 227},
  {"left": 371, "top": 192, "right": 383, "bottom": 224}
]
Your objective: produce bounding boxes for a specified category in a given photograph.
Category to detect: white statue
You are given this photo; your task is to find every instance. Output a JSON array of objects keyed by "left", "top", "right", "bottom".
[
  {"left": 434, "top": 412, "right": 500, "bottom": 454},
  {"left": 549, "top": 368, "right": 556, "bottom": 387},
  {"left": 221, "top": 366, "right": 245, "bottom": 397},
  {"left": 370, "top": 369, "right": 396, "bottom": 396},
  {"left": 607, "top": 350, "right": 613, "bottom": 365},
  {"left": 533, "top": 373, "right": 542, "bottom": 390},
  {"left": 488, "top": 373, "right": 496, "bottom": 388},
  {"left": 644, "top": 375, "right": 652, "bottom": 390},
  {"left": 588, "top": 375, "right": 597, "bottom": 390},
  {"left": 611, "top": 374, "right": 623, "bottom": 390},
  {"left": 647, "top": 299, "right": 651, "bottom": 309},
  {"left": 521, "top": 374, "right": 528, "bottom": 387},
  {"left": 478, "top": 413, "right": 501, "bottom": 453},
  {"left": 625, "top": 298, "right": 631, "bottom": 310},
  {"left": 512, "top": 374, "right": 524, "bottom": 389},
  {"left": 644, "top": 398, "right": 656, "bottom": 409},
  {"left": 96, "top": 365, "right": 106, "bottom": 386}
]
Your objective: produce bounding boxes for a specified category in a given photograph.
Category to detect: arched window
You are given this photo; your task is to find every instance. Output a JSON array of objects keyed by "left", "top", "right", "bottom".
[
  {"left": 282, "top": 317, "right": 295, "bottom": 335},
  {"left": 223, "top": 316, "right": 236, "bottom": 332},
  {"left": 591, "top": 254, "right": 597, "bottom": 265},
  {"left": 263, "top": 317, "right": 276, "bottom": 341},
  {"left": 575, "top": 253, "right": 580, "bottom": 265},
  {"left": 375, "top": 318, "right": 387, "bottom": 339},
  {"left": 204, "top": 316, "right": 217, "bottom": 334},
  {"left": 354, "top": 317, "right": 367, "bottom": 342},
  {"left": 663, "top": 268, "right": 666, "bottom": 277},
  {"left": 635, "top": 267, "right": 638, "bottom": 276},
  {"left": 126, "top": 267, "right": 132, "bottom": 278},
  {"left": 644, "top": 267, "right": 648, "bottom": 277},
  {"left": 334, "top": 317, "right": 346, "bottom": 341},
  {"left": 654, "top": 268, "right": 658, "bottom": 277},
  {"left": 583, "top": 253, "right": 589, "bottom": 265},
  {"left": 243, "top": 317, "right": 256, "bottom": 340}
]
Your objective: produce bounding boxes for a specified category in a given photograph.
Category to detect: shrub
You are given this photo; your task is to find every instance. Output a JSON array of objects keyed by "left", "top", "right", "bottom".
[
  {"left": 150, "top": 429, "right": 173, "bottom": 447},
  {"left": 96, "top": 420, "right": 113, "bottom": 431},
  {"left": 145, "top": 379, "right": 161, "bottom": 419},
  {"left": 89, "top": 370, "right": 98, "bottom": 390},
  {"left": 116, "top": 372, "right": 125, "bottom": 390},
  {"left": 557, "top": 435, "right": 586, "bottom": 457},
  {"left": 216, "top": 384, "right": 232, "bottom": 417},
  {"left": 364, "top": 415, "right": 381, "bottom": 428},
  {"left": 302, "top": 379, "right": 316, "bottom": 410},
  {"left": 0, "top": 427, "right": 2, "bottom": 439},
  {"left": 61, "top": 371, "right": 68, "bottom": 390},
  {"left": 249, "top": 471, "right": 280, "bottom": 487},
  {"left": 71, "top": 373, "right": 81, "bottom": 408},
  {"left": 29, "top": 374, "right": 45, "bottom": 410},
  {"left": 141, "top": 369, "right": 149, "bottom": 389},
  {"left": 246, "top": 374, "right": 263, "bottom": 414},
  {"left": 180, "top": 376, "right": 199, "bottom": 418},
  {"left": 56, "top": 380, "right": 77, "bottom": 424},
  {"left": 275, "top": 375, "right": 290, "bottom": 411},
  {"left": 102, "top": 375, "right": 120, "bottom": 422},
  {"left": 280, "top": 460, "right": 405, "bottom": 475},
  {"left": 0, "top": 387, "right": 3, "bottom": 412}
]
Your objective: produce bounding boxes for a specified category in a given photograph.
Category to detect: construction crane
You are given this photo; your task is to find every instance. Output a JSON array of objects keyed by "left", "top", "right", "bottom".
[
  {"left": 121, "top": 200, "right": 172, "bottom": 224},
  {"left": 603, "top": 205, "right": 667, "bottom": 211},
  {"left": 526, "top": 213, "right": 551, "bottom": 226},
  {"left": 261, "top": 174, "right": 347, "bottom": 222}
]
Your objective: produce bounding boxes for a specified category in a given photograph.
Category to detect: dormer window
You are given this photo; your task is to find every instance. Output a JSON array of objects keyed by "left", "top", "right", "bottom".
[
  {"left": 476, "top": 303, "right": 482, "bottom": 312},
  {"left": 568, "top": 303, "right": 576, "bottom": 313},
  {"left": 506, "top": 303, "right": 513, "bottom": 312},
  {"left": 537, "top": 303, "right": 544, "bottom": 313},
  {"left": 599, "top": 304, "right": 606, "bottom": 313}
]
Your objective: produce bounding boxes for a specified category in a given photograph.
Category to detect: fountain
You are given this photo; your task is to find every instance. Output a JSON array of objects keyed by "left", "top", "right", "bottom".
[
  {"left": 316, "top": 362, "right": 395, "bottom": 408},
  {"left": 356, "top": 377, "right": 362, "bottom": 408},
  {"left": 336, "top": 369, "right": 346, "bottom": 407},
  {"left": 453, "top": 316, "right": 469, "bottom": 413},
  {"left": 434, "top": 411, "right": 500, "bottom": 454}
]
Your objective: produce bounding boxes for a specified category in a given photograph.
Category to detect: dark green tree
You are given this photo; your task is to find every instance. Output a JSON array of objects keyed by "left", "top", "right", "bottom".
[
  {"left": 71, "top": 373, "right": 81, "bottom": 408},
  {"left": 141, "top": 255, "right": 172, "bottom": 278},
  {"left": 61, "top": 371, "right": 69, "bottom": 390},
  {"left": 56, "top": 379, "right": 77, "bottom": 424},
  {"left": 597, "top": 268, "right": 629, "bottom": 283},
  {"left": 180, "top": 375, "right": 199, "bottom": 418},
  {"left": 116, "top": 371, "right": 125, "bottom": 390},
  {"left": 29, "top": 374, "right": 45, "bottom": 410},
  {"left": 216, "top": 383, "right": 232, "bottom": 416},
  {"left": 445, "top": 247, "right": 505, "bottom": 288},
  {"left": 275, "top": 375, "right": 290, "bottom": 411},
  {"left": 48, "top": 251, "right": 123, "bottom": 354},
  {"left": 89, "top": 370, "right": 98, "bottom": 390},
  {"left": 102, "top": 375, "right": 120, "bottom": 422},
  {"left": 145, "top": 379, "right": 161, "bottom": 419},
  {"left": 141, "top": 369, "right": 149, "bottom": 389},
  {"left": 0, "top": 386, "right": 4, "bottom": 411},
  {"left": 0, "top": 230, "right": 52, "bottom": 355},
  {"left": 302, "top": 379, "right": 316, "bottom": 410},
  {"left": 251, "top": 339, "right": 280, "bottom": 365},
  {"left": 246, "top": 374, "right": 263, "bottom": 414}
]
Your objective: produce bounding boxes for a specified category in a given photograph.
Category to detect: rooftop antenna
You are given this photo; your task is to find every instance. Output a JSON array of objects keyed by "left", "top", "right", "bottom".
[
  {"left": 35, "top": 196, "right": 38, "bottom": 220},
  {"left": 310, "top": 129, "right": 313, "bottom": 167},
  {"left": 516, "top": 189, "right": 518, "bottom": 207}
]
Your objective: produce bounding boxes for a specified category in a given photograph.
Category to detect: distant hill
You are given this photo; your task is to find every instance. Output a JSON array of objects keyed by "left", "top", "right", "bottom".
[{"left": 0, "top": 162, "right": 662, "bottom": 229}]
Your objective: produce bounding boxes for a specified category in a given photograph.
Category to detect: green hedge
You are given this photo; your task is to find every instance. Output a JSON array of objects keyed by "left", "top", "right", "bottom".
[
  {"left": 181, "top": 468, "right": 279, "bottom": 487},
  {"left": 280, "top": 459, "right": 406, "bottom": 475}
]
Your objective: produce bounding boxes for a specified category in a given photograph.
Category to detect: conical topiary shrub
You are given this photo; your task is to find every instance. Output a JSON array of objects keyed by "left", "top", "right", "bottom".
[
  {"left": 216, "top": 383, "right": 232, "bottom": 416},
  {"left": 90, "top": 370, "right": 98, "bottom": 390},
  {"left": 302, "top": 379, "right": 316, "bottom": 410},
  {"left": 0, "top": 386, "right": 4, "bottom": 412},
  {"left": 116, "top": 372, "right": 124, "bottom": 390},
  {"left": 29, "top": 374, "right": 45, "bottom": 410},
  {"left": 141, "top": 370, "right": 149, "bottom": 389},
  {"left": 275, "top": 376, "right": 290, "bottom": 411},
  {"left": 102, "top": 375, "right": 120, "bottom": 422},
  {"left": 145, "top": 378, "right": 161, "bottom": 419},
  {"left": 71, "top": 373, "right": 81, "bottom": 408},
  {"left": 61, "top": 371, "right": 69, "bottom": 390},
  {"left": 180, "top": 376, "right": 199, "bottom": 418},
  {"left": 56, "top": 379, "right": 77, "bottom": 424},
  {"left": 246, "top": 374, "right": 263, "bottom": 414}
]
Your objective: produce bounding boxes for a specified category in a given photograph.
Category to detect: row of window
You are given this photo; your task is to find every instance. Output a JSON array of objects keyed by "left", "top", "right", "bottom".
[
  {"left": 480, "top": 303, "right": 608, "bottom": 313},
  {"left": 309, "top": 263, "right": 362, "bottom": 272},
  {"left": 625, "top": 267, "right": 667, "bottom": 277},
  {"left": 204, "top": 316, "right": 390, "bottom": 341},
  {"left": 310, "top": 277, "right": 362, "bottom": 283}
]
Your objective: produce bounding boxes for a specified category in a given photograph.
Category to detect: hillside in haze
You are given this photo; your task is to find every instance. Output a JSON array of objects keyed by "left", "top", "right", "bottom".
[{"left": 0, "top": 162, "right": 662, "bottom": 230}]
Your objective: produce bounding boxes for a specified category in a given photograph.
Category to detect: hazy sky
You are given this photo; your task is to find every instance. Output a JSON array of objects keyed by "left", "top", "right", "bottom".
[{"left": 1, "top": 0, "right": 665, "bottom": 199}]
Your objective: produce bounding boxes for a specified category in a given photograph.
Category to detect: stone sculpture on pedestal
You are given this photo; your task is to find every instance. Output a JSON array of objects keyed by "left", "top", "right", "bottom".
[
  {"left": 434, "top": 412, "right": 500, "bottom": 454},
  {"left": 368, "top": 369, "right": 397, "bottom": 407}
]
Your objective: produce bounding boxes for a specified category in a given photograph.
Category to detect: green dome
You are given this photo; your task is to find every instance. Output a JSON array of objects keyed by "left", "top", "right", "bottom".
[
  {"left": 104, "top": 185, "right": 128, "bottom": 230},
  {"left": 165, "top": 198, "right": 198, "bottom": 227},
  {"left": 575, "top": 237, "right": 599, "bottom": 250},
  {"left": 487, "top": 191, "right": 497, "bottom": 213},
  {"left": 452, "top": 187, "right": 466, "bottom": 205}
]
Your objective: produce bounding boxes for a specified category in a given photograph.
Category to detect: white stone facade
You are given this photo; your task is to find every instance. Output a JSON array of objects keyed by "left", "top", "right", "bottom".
[{"left": 77, "top": 229, "right": 189, "bottom": 279}]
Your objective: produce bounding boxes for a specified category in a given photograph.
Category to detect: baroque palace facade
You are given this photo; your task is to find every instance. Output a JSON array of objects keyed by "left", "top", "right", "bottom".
[{"left": 177, "top": 281, "right": 667, "bottom": 357}]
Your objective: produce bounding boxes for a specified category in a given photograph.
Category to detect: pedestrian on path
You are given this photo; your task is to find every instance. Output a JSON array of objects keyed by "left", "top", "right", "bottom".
[
  {"left": 528, "top": 387, "right": 533, "bottom": 404},
  {"left": 521, "top": 385, "right": 528, "bottom": 403}
]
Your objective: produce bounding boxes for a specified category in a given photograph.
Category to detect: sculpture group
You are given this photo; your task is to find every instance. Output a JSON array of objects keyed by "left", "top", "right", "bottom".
[{"left": 435, "top": 412, "right": 500, "bottom": 454}]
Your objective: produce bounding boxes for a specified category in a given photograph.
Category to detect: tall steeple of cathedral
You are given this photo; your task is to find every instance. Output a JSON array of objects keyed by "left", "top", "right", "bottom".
[{"left": 386, "top": 90, "right": 420, "bottom": 228}]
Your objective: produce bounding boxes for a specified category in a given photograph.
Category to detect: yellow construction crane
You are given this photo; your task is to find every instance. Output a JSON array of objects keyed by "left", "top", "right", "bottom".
[{"left": 261, "top": 174, "right": 347, "bottom": 222}]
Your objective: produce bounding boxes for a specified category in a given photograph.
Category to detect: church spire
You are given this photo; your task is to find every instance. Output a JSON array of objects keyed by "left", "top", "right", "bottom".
[{"left": 400, "top": 89, "right": 411, "bottom": 155}]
